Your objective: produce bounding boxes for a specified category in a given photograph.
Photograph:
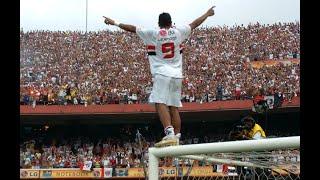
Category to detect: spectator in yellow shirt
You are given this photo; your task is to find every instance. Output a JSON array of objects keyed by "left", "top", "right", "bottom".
[{"left": 242, "top": 116, "right": 266, "bottom": 140}]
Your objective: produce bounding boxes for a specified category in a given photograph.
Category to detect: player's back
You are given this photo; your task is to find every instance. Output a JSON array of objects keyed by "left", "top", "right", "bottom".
[{"left": 136, "top": 25, "right": 191, "bottom": 78}]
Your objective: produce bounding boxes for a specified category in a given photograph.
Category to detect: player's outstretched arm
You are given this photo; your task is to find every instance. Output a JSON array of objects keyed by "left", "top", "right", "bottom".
[
  {"left": 189, "top": 6, "right": 215, "bottom": 30},
  {"left": 103, "top": 16, "right": 136, "bottom": 33}
]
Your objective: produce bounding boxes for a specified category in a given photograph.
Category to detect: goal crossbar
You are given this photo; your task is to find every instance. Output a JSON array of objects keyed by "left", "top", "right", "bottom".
[{"left": 148, "top": 136, "right": 300, "bottom": 180}]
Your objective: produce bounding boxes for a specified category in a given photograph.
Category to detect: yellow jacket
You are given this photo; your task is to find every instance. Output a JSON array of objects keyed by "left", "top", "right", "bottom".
[{"left": 247, "top": 124, "right": 266, "bottom": 139}]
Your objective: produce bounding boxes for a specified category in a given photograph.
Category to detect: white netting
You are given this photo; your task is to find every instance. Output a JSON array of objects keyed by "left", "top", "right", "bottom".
[{"left": 157, "top": 148, "right": 300, "bottom": 180}]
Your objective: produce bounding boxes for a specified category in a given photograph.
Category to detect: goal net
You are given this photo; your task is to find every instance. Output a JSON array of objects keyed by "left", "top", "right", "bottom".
[{"left": 148, "top": 136, "right": 300, "bottom": 180}]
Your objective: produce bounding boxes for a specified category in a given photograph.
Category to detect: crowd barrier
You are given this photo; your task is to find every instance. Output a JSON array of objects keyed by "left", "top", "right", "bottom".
[
  {"left": 20, "top": 97, "right": 300, "bottom": 115},
  {"left": 20, "top": 165, "right": 298, "bottom": 179},
  {"left": 20, "top": 166, "right": 228, "bottom": 179}
]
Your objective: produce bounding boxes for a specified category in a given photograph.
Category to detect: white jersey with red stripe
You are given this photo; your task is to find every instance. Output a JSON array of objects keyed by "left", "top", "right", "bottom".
[{"left": 136, "top": 25, "right": 191, "bottom": 78}]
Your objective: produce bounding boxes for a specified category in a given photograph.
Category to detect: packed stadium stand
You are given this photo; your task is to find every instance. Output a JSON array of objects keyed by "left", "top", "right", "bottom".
[{"left": 20, "top": 22, "right": 300, "bottom": 106}]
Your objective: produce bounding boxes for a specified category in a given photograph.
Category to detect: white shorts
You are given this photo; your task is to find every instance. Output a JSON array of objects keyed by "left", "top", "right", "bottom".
[{"left": 149, "top": 74, "right": 183, "bottom": 107}]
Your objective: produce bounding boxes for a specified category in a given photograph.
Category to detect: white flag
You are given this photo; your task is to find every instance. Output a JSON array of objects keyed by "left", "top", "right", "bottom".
[
  {"left": 83, "top": 161, "right": 92, "bottom": 171},
  {"left": 264, "top": 95, "right": 275, "bottom": 109}
]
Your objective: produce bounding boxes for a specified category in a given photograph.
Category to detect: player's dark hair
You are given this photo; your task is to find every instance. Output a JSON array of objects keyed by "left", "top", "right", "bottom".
[{"left": 158, "top": 12, "right": 172, "bottom": 28}]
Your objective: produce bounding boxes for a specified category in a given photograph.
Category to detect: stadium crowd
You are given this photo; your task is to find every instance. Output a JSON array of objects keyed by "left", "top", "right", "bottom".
[
  {"left": 20, "top": 126, "right": 299, "bottom": 169},
  {"left": 20, "top": 125, "right": 225, "bottom": 169},
  {"left": 20, "top": 22, "right": 300, "bottom": 105}
]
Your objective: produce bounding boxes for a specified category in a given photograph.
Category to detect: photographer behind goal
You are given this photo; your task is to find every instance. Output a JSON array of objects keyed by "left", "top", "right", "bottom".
[{"left": 229, "top": 115, "right": 266, "bottom": 140}]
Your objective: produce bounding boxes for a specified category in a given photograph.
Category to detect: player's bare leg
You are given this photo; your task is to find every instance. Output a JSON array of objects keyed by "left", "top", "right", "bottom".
[
  {"left": 155, "top": 103, "right": 179, "bottom": 147},
  {"left": 169, "top": 106, "right": 181, "bottom": 134},
  {"left": 169, "top": 106, "right": 181, "bottom": 140},
  {"left": 155, "top": 103, "right": 171, "bottom": 128}
]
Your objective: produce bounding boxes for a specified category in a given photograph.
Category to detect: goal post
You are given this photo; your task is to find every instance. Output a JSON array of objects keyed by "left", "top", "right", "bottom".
[{"left": 148, "top": 136, "right": 300, "bottom": 180}]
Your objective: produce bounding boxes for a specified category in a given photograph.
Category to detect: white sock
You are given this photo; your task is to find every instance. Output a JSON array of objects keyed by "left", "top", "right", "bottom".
[
  {"left": 164, "top": 126, "right": 174, "bottom": 136},
  {"left": 176, "top": 133, "right": 181, "bottom": 139}
]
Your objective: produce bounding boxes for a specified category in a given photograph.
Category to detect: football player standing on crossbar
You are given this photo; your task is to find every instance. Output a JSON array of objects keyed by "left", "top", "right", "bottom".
[{"left": 103, "top": 6, "right": 215, "bottom": 147}]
